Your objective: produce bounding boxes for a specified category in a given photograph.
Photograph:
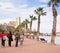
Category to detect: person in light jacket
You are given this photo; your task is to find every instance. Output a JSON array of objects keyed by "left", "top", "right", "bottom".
[
  {"left": 20, "top": 34, "right": 24, "bottom": 46},
  {"left": 14, "top": 30, "right": 20, "bottom": 47}
]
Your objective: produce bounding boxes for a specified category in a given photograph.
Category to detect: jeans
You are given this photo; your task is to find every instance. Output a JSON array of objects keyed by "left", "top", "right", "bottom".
[
  {"left": 8, "top": 38, "right": 12, "bottom": 47},
  {"left": 1, "top": 39, "right": 5, "bottom": 47},
  {"left": 20, "top": 40, "right": 23, "bottom": 45},
  {"left": 15, "top": 39, "right": 19, "bottom": 47}
]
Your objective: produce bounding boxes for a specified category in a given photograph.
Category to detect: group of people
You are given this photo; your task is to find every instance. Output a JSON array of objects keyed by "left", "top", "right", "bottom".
[
  {"left": 0, "top": 30, "right": 24, "bottom": 47},
  {"left": 26, "top": 33, "right": 34, "bottom": 39}
]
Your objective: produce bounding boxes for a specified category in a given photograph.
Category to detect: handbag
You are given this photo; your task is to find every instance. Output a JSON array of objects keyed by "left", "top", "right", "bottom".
[
  {"left": 3, "top": 36, "right": 7, "bottom": 40},
  {"left": 11, "top": 37, "right": 13, "bottom": 41}
]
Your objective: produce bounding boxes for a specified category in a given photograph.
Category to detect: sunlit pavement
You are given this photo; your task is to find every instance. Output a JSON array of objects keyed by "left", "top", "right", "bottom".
[{"left": 0, "top": 38, "right": 60, "bottom": 53}]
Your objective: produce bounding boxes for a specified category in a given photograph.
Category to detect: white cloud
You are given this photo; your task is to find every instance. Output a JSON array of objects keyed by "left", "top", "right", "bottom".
[
  {"left": 0, "top": 0, "right": 60, "bottom": 33},
  {"left": 19, "top": 4, "right": 28, "bottom": 8},
  {"left": 0, "top": 0, "right": 10, "bottom": 2},
  {"left": 0, "top": 18, "right": 14, "bottom": 24},
  {"left": 0, "top": 2, "right": 14, "bottom": 9},
  {"left": 0, "top": 2, "right": 36, "bottom": 23},
  {"left": 0, "top": 0, "right": 27, "bottom": 3},
  {"left": 38, "top": 0, "right": 50, "bottom": 3}
]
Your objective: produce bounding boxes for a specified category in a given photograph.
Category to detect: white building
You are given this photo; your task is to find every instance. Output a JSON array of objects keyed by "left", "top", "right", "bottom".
[{"left": 16, "top": 17, "right": 21, "bottom": 27}]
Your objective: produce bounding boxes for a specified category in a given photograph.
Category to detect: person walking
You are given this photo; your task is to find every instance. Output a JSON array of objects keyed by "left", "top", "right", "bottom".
[
  {"left": 1, "top": 31, "right": 6, "bottom": 47},
  {"left": 14, "top": 30, "right": 20, "bottom": 47},
  {"left": 0, "top": 34, "right": 1, "bottom": 46},
  {"left": 7, "top": 31, "right": 13, "bottom": 47},
  {"left": 20, "top": 34, "right": 24, "bottom": 46}
]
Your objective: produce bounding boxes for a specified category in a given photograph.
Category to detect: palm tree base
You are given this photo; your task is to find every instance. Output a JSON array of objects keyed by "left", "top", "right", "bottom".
[
  {"left": 51, "top": 36, "right": 56, "bottom": 45},
  {"left": 37, "top": 36, "right": 39, "bottom": 41}
]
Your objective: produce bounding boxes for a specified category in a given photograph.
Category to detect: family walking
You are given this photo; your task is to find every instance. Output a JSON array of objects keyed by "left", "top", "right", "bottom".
[{"left": 0, "top": 30, "right": 24, "bottom": 47}]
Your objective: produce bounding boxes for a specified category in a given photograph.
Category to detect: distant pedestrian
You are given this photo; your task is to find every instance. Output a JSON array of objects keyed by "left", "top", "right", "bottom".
[
  {"left": 14, "top": 30, "right": 20, "bottom": 47},
  {"left": 26, "top": 33, "right": 30, "bottom": 38},
  {"left": 30, "top": 33, "right": 34, "bottom": 39},
  {"left": 7, "top": 31, "right": 13, "bottom": 47},
  {"left": 20, "top": 34, "right": 24, "bottom": 46}
]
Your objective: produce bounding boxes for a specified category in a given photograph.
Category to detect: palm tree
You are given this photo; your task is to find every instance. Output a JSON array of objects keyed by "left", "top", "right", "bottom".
[
  {"left": 30, "top": 15, "right": 37, "bottom": 33},
  {"left": 24, "top": 19, "right": 30, "bottom": 32},
  {"left": 48, "top": 0, "right": 60, "bottom": 44},
  {"left": 14, "top": 22, "right": 25, "bottom": 32},
  {"left": 35, "top": 7, "right": 46, "bottom": 40},
  {"left": 15, "top": 20, "right": 30, "bottom": 33}
]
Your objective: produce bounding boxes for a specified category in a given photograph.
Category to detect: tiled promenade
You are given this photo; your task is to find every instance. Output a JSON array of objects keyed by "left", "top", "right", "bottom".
[{"left": 0, "top": 38, "right": 60, "bottom": 53}]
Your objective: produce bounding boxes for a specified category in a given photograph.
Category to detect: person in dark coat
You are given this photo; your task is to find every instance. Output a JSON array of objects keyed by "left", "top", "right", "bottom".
[{"left": 7, "top": 31, "right": 13, "bottom": 47}]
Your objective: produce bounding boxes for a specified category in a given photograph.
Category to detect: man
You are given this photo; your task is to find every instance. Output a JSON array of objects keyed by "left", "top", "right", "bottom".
[{"left": 15, "top": 30, "right": 20, "bottom": 47}]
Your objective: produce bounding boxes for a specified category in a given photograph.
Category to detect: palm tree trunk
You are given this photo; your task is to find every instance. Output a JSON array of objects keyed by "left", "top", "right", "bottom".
[
  {"left": 51, "top": 16, "right": 57, "bottom": 44},
  {"left": 26, "top": 24, "right": 28, "bottom": 32},
  {"left": 37, "top": 15, "right": 40, "bottom": 40},
  {"left": 24, "top": 24, "right": 26, "bottom": 32},
  {"left": 30, "top": 19, "right": 32, "bottom": 33},
  {"left": 51, "top": 5, "right": 57, "bottom": 44}
]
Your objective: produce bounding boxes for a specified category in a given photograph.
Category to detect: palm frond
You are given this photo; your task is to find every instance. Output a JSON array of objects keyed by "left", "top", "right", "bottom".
[
  {"left": 25, "top": 19, "right": 30, "bottom": 23},
  {"left": 34, "top": 10, "right": 38, "bottom": 14},
  {"left": 37, "top": 7, "right": 43, "bottom": 11},
  {"left": 56, "top": 0, "right": 60, "bottom": 3},
  {"left": 48, "top": 0, "right": 60, "bottom": 7},
  {"left": 41, "top": 12, "right": 47, "bottom": 16},
  {"left": 32, "top": 16, "right": 37, "bottom": 20},
  {"left": 30, "top": 15, "right": 33, "bottom": 19},
  {"left": 35, "top": 7, "right": 46, "bottom": 16},
  {"left": 55, "top": 0, "right": 60, "bottom": 7},
  {"left": 30, "top": 15, "right": 37, "bottom": 20},
  {"left": 48, "top": 1, "right": 51, "bottom": 7}
]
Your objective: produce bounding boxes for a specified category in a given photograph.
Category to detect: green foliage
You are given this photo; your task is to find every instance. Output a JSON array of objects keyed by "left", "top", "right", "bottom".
[
  {"left": 25, "top": 19, "right": 30, "bottom": 24},
  {"left": 30, "top": 15, "right": 37, "bottom": 20},
  {"left": 14, "top": 20, "right": 29, "bottom": 32},
  {"left": 48, "top": 0, "right": 60, "bottom": 7},
  {"left": 34, "top": 7, "right": 46, "bottom": 16},
  {"left": 0, "top": 32, "right": 2, "bottom": 34}
]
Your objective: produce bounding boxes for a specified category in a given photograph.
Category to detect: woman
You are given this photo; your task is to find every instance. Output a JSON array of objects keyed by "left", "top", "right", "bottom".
[
  {"left": 1, "top": 31, "right": 6, "bottom": 47},
  {"left": 7, "top": 31, "right": 13, "bottom": 47}
]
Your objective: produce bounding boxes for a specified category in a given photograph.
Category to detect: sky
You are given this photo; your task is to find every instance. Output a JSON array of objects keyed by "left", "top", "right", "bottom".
[{"left": 0, "top": 0, "right": 60, "bottom": 33}]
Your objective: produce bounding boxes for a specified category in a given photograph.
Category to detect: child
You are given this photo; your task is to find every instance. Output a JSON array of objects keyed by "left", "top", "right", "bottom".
[{"left": 20, "top": 35, "right": 24, "bottom": 46}]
